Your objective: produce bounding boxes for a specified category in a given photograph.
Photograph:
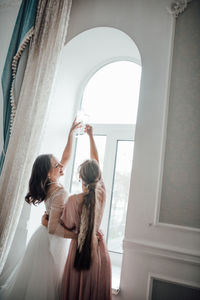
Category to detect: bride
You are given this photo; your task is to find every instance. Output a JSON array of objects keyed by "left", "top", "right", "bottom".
[{"left": 0, "top": 120, "right": 80, "bottom": 300}]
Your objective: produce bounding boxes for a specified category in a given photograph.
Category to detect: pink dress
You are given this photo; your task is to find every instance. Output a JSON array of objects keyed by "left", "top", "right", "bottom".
[{"left": 60, "top": 180, "right": 112, "bottom": 300}]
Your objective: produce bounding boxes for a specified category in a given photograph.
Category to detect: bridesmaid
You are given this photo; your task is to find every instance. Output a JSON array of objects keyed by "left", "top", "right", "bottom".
[{"left": 43, "top": 124, "right": 112, "bottom": 300}]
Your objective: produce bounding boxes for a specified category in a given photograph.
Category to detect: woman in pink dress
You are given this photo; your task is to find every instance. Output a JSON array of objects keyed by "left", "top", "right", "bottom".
[{"left": 60, "top": 124, "right": 112, "bottom": 300}]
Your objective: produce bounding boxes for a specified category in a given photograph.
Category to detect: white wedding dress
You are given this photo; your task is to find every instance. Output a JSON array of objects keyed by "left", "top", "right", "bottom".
[{"left": 0, "top": 187, "right": 68, "bottom": 300}]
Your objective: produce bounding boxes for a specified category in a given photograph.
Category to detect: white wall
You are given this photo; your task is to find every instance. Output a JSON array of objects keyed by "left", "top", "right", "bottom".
[{"left": 0, "top": 0, "right": 200, "bottom": 299}]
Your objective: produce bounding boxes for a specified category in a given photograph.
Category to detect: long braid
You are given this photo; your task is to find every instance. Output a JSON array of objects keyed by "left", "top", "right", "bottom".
[
  {"left": 74, "top": 187, "right": 95, "bottom": 270},
  {"left": 74, "top": 159, "right": 101, "bottom": 270}
]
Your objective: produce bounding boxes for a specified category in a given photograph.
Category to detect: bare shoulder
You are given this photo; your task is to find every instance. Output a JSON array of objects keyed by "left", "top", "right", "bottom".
[
  {"left": 67, "top": 194, "right": 76, "bottom": 202},
  {"left": 69, "top": 193, "right": 84, "bottom": 204}
]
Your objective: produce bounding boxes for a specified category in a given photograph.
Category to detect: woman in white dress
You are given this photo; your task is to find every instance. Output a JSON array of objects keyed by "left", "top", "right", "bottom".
[{"left": 0, "top": 120, "right": 80, "bottom": 300}]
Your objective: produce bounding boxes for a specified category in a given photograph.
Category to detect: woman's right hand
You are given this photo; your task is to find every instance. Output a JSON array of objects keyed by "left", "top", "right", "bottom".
[
  {"left": 70, "top": 118, "right": 82, "bottom": 134},
  {"left": 85, "top": 124, "right": 99, "bottom": 162}
]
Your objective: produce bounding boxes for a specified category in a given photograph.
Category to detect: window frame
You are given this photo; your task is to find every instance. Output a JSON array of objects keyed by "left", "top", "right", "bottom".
[
  {"left": 92, "top": 124, "right": 135, "bottom": 241},
  {"left": 68, "top": 59, "right": 141, "bottom": 289},
  {"left": 69, "top": 123, "right": 135, "bottom": 248}
]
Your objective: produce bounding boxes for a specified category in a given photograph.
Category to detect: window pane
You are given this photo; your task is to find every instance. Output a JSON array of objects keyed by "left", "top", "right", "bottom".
[
  {"left": 70, "top": 135, "right": 106, "bottom": 194},
  {"left": 81, "top": 61, "right": 141, "bottom": 124},
  {"left": 107, "top": 141, "right": 134, "bottom": 253}
]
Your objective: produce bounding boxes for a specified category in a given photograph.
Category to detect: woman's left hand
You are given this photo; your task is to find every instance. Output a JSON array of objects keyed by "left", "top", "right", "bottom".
[
  {"left": 97, "top": 230, "right": 104, "bottom": 241},
  {"left": 84, "top": 124, "right": 93, "bottom": 136}
]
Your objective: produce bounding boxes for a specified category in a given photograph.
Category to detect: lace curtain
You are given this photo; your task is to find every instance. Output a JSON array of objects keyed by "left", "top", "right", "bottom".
[{"left": 0, "top": 0, "right": 72, "bottom": 273}]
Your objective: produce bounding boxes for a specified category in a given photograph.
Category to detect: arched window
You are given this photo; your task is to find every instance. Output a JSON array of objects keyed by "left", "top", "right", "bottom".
[
  {"left": 27, "top": 27, "right": 142, "bottom": 290},
  {"left": 70, "top": 60, "right": 141, "bottom": 286}
]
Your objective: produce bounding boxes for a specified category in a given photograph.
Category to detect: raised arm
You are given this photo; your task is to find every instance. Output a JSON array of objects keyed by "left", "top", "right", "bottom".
[
  {"left": 60, "top": 119, "right": 81, "bottom": 168},
  {"left": 85, "top": 125, "right": 99, "bottom": 163}
]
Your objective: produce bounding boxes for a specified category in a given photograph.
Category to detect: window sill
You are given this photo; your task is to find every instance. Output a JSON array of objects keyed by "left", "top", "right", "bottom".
[{"left": 112, "top": 264, "right": 121, "bottom": 295}]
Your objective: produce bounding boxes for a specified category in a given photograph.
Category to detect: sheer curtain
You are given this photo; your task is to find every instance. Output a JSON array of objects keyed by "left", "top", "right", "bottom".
[{"left": 0, "top": 0, "right": 72, "bottom": 273}]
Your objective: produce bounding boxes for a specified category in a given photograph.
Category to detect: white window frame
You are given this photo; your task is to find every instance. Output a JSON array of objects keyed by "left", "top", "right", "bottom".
[
  {"left": 70, "top": 123, "right": 135, "bottom": 250},
  {"left": 69, "top": 122, "right": 135, "bottom": 291},
  {"left": 68, "top": 58, "right": 140, "bottom": 290},
  {"left": 92, "top": 124, "right": 135, "bottom": 243}
]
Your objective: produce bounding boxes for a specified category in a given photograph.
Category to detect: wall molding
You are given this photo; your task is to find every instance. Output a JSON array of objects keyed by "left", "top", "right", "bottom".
[
  {"left": 153, "top": 221, "right": 200, "bottom": 233},
  {"left": 146, "top": 272, "right": 200, "bottom": 300},
  {"left": 155, "top": 0, "right": 200, "bottom": 232},
  {"left": 168, "top": 0, "right": 193, "bottom": 18},
  {"left": 154, "top": 11, "right": 176, "bottom": 228},
  {"left": 123, "top": 239, "right": 200, "bottom": 265}
]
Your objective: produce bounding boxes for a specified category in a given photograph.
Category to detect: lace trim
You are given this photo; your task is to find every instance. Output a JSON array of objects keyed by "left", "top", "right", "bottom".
[
  {"left": 9, "top": 27, "right": 34, "bottom": 135},
  {"left": 49, "top": 186, "right": 64, "bottom": 199}
]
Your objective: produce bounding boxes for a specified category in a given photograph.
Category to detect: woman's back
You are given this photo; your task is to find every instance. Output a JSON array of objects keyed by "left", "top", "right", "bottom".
[
  {"left": 60, "top": 179, "right": 112, "bottom": 300},
  {"left": 66, "top": 179, "right": 106, "bottom": 232}
]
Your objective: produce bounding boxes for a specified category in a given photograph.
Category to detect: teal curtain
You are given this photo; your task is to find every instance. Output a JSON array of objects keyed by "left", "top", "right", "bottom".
[{"left": 0, "top": 0, "right": 39, "bottom": 175}]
